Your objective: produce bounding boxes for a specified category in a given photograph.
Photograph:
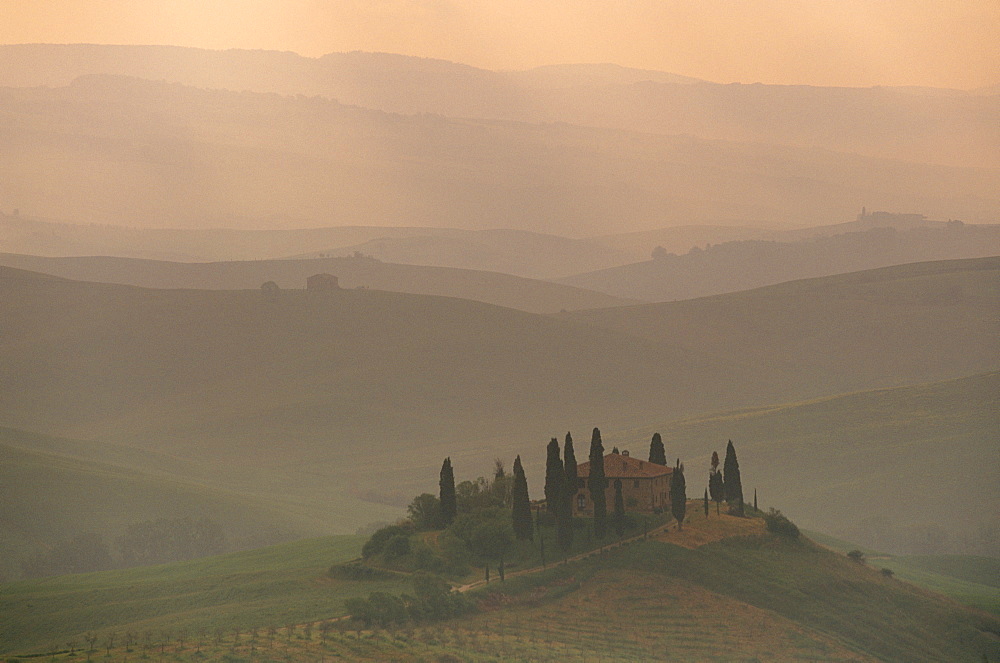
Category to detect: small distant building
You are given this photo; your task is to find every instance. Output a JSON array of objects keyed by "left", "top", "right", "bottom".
[
  {"left": 575, "top": 450, "right": 672, "bottom": 514},
  {"left": 856, "top": 209, "right": 929, "bottom": 229},
  {"left": 306, "top": 273, "right": 340, "bottom": 291}
]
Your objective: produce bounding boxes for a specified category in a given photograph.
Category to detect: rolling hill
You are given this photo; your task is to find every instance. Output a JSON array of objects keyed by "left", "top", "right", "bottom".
[
  {"left": 0, "top": 252, "right": 635, "bottom": 314},
  {"left": 0, "top": 435, "right": 336, "bottom": 581},
  {"left": 0, "top": 258, "right": 996, "bottom": 551},
  {"left": 560, "top": 257, "right": 1000, "bottom": 397},
  {"left": 0, "top": 214, "right": 636, "bottom": 276},
  {"left": 1, "top": 75, "right": 997, "bottom": 235},
  {"left": 2, "top": 514, "right": 997, "bottom": 661},
  {"left": 1, "top": 44, "right": 997, "bottom": 168},
  {"left": 599, "top": 371, "right": 1000, "bottom": 555},
  {"left": 286, "top": 228, "right": 635, "bottom": 280},
  {"left": 559, "top": 224, "right": 1000, "bottom": 301}
]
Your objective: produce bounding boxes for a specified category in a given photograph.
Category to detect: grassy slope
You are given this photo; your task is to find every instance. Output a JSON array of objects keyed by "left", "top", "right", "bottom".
[
  {"left": 610, "top": 535, "right": 1000, "bottom": 662},
  {"left": 0, "top": 427, "right": 405, "bottom": 557},
  {"left": 0, "top": 252, "right": 636, "bottom": 314},
  {"left": 602, "top": 371, "right": 1000, "bottom": 548},
  {"left": 1, "top": 259, "right": 996, "bottom": 543},
  {"left": 805, "top": 530, "right": 1000, "bottom": 615},
  {"left": 562, "top": 257, "right": 1000, "bottom": 399},
  {"left": 0, "top": 435, "right": 376, "bottom": 580},
  {"left": 0, "top": 263, "right": 728, "bottom": 505},
  {"left": 0, "top": 535, "right": 388, "bottom": 655},
  {"left": 6, "top": 515, "right": 998, "bottom": 661}
]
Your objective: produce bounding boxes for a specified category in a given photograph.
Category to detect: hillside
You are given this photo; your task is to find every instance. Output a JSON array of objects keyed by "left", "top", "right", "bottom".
[
  {"left": 0, "top": 435, "right": 338, "bottom": 581},
  {"left": 0, "top": 253, "right": 635, "bottom": 314},
  {"left": 0, "top": 215, "right": 637, "bottom": 276},
  {"left": 560, "top": 257, "right": 1000, "bottom": 397},
  {"left": 1, "top": 44, "right": 997, "bottom": 168},
  {"left": 600, "top": 372, "right": 1000, "bottom": 556},
  {"left": 0, "top": 264, "right": 722, "bottom": 526},
  {"left": 3, "top": 513, "right": 997, "bottom": 661},
  {"left": 1, "top": 259, "right": 996, "bottom": 545},
  {"left": 0, "top": 534, "right": 376, "bottom": 655},
  {"left": 559, "top": 224, "right": 1000, "bottom": 301},
  {"left": 806, "top": 531, "right": 1000, "bottom": 615},
  {"left": 1, "top": 76, "right": 997, "bottom": 235}
]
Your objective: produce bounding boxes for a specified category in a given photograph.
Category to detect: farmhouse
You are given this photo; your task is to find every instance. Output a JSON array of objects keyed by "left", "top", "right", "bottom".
[{"left": 575, "top": 450, "right": 672, "bottom": 514}]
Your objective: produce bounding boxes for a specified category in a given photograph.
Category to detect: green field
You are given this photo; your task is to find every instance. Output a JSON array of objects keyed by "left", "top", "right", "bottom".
[
  {"left": 0, "top": 535, "right": 398, "bottom": 655},
  {"left": 6, "top": 519, "right": 999, "bottom": 661}
]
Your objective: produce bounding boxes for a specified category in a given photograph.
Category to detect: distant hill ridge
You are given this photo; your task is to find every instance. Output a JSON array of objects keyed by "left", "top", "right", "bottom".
[
  {"left": 0, "top": 44, "right": 996, "bottom": 169},
  {"left": 1, "top": 75, "right": 996, "bottom": 233},
  {"left": 559, "top": 224, "right": 1000, "bottom": 301},
  {"left": 0, "top": 252, "right": 637, "bottom": 314}
]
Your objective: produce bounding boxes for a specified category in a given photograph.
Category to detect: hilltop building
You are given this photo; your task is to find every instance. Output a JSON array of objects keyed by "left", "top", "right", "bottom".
[
  {"left": 856, "top": 209, "right": 929, "bottom": 229},
  {"left": 575, "top": 450, "right": 672, "bottom": 514}
]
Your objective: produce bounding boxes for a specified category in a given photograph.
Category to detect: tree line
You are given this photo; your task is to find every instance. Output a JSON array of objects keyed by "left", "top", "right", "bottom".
[{"left": 22, "top": 516, "right": 231, "bottom": 578}]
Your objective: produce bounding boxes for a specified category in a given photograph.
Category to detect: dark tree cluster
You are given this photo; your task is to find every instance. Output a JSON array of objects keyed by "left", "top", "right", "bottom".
[
  {"left": 23, "top": 517, "right": 229, "bottom": 579},
  {"left": 344, "top": 573, "right": 470, "bottom": 627},
  {"left": 21, "top": 533, "right": 115, "bottom": 578},
  {"left": 118, "top": 517, "right": 225, "bottom": 567}
]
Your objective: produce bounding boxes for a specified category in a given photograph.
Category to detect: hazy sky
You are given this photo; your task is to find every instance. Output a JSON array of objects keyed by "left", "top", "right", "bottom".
[{"left": 2, "top": 0, "right": 998, "bottom": 89}]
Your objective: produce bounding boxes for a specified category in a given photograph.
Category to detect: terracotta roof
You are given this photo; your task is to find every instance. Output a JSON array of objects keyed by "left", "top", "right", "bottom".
[{"left": 576, "top": 452, "right": 672, "bottom": 479}]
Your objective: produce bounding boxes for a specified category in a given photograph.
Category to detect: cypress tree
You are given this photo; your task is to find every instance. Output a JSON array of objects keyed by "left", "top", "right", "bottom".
[
  {"left": 588, "top": 427, "right": 608, "bottom": 539},
  {"left": 754, "top": 489, "right": 758, "bottom": 513},
  {"left": 544, "top": 438, "right": 564, "bottom": 517},
  {"left": 703, "top": 488, "right": 709, "bottom": 517},
  {"left": 670, "top": 463, "right": 687, "bottom": 530},
  {"left": 709, "top": 469, "right": 724, "bottom": 515},
  {"left": 648, "top": 432, "right": 666, "bottom": 466},
  {"left": 439, "top": 458, "right": 456, "bottom": 526},
  {"left": 544, "top": 438, "right": 574, "bottom": 554},
  {"left": 723, "top": 440, "right": 744, "bottom": 516},
  {"left": 613, "top": 479, "right": 625, "bottom": 539},
  {"left": 511, "top": 456, "right": 533, "bottom": 541},
  {"left": 564, "top": 432, "right": 579, "bottom": 496}
]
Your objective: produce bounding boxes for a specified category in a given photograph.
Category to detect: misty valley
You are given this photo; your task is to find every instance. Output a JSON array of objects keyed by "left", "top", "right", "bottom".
[{"left": 0, "top": 43, "right": 997, "bottom": 662}]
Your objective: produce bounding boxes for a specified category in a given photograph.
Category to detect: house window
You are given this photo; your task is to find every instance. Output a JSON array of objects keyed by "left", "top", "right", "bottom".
[
  {"left": 577, "top": 494, "right": 586, "bottom": 511},
  {"left": 633, "top": 480, "right": 640, "bottom": 488}
]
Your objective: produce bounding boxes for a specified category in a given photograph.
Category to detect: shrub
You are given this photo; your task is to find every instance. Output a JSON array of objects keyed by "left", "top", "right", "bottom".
[
  {"left": 881, "top": 567, "right": 894, "bottom": 577},
  {"left": 384, "top": 534, "right": 411, "bottom": 559},
  {"left": 847, "top": 549, "right": 866, "bottom": 564},
  {"left": 763, "top": 508, "right": 800, "bottom": 538},
  {"left": 362, "top": 524, "right": 412, "bottom": 559}
]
